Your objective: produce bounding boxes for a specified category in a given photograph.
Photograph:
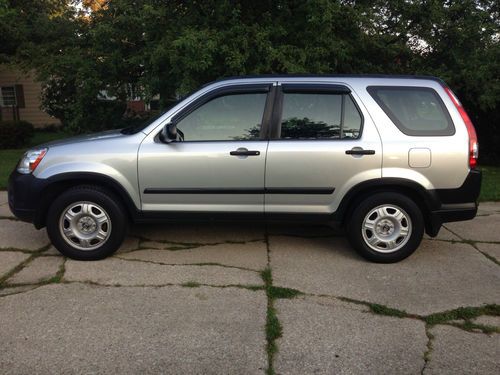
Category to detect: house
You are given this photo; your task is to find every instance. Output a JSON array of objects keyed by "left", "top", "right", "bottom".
[{"left": 0, "top": 66, "right": 61, "bottom": 127}]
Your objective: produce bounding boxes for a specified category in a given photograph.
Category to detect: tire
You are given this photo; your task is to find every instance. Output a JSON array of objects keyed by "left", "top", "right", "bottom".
[
  {"left": 346, "top": 192, "right": 424, "bottom": 263},
  {"left": 46, "top": 185, "right": 128, "bottom": 260}
]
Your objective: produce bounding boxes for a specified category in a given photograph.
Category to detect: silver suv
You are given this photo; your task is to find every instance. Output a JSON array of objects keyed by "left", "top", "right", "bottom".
[{"left": 8, "top": 75, "right": 481, "bottom": 263}]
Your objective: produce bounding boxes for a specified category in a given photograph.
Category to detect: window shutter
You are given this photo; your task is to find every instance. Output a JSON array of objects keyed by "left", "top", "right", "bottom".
[{"left": 15, "top": 84, "right": 25, "bottom": 108}]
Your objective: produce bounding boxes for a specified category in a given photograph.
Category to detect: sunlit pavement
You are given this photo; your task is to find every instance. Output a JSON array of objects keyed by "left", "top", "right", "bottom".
[{"left": 1, "top": 191, "right": 499, "bottom": 374}]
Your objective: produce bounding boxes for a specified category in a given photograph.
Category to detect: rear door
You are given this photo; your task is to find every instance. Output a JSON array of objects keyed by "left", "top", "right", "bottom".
[{"left": 264, "top": 81, "right": 382, "bottom": 215}]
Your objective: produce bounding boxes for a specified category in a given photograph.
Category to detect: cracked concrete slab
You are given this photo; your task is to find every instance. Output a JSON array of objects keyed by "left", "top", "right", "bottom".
[
  {"left": 267, "top": 223, "right": 341, "bottom": 238},
  {"left": 41, "top": 236, "right": 141, "bottom": 256},
  {"left": 7, "top": 256, "right": 63, "bottom": 284},
  {"left": 270, "top": 236, "right": 500, "bottom": 315},
  {"left": 478, "top": 202, "right": 500, "bottom": 215},
  {"left": 425, "top": 226, "right": 461, "bottom": 241},
  {"left": 445, "top": 214, "right": 500, "bottom": 242},
  {"left": 0, "top": 283, "right": 267, "bottom": 374},
  {"left": 275, "top": 296, "right": 427, "bottom": 374},
  {"left": 473, "top": 315, "right": 500, "bottom": 327},
  {"left": 65, "top": 257, "right": 262, "bottom": 286},
  {"left": 0, "top": 191, "right": 7, "bottom": 205},
  {"left": 0, "top": 285, "right": 40, "bottom": 296},
  {"left": 476, "top": 242, "right": 500, "bottom": 263},
  {"left": 0, "top": 220, "right": 49, "bottom": 251},
  {"left": 426, "top": 325, "right": 500, "bottom": 374},
  {"left": 0, "top": 251, "right": 30, "bottom": 278},
  {"left": 116, "top": 236, "right": 141, "bottom": 253},
  {"left": 43, "top": 246, "right": 61, "bottom": 256},
  {"left": 118, "top": 241, "right": 267, "bottom": 270},
  {"left": 0, "top": 204, "right": 14, "bottom": 218},
  {"left": 130, "top": 222, "right": 265, "bottom": 244}
]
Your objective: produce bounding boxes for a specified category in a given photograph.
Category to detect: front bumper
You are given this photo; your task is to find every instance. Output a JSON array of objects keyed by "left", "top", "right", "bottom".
[{"left": 8, "top": 171, "right": 46, "bottom": 225}]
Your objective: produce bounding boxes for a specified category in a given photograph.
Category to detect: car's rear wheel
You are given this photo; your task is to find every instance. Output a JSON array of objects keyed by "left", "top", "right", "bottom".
[
  {"left": 46, "top": 185, "right": 128, "bottom": 260},
  {"left": 346, "top": 192, "right": 424, "bottom": 263}
]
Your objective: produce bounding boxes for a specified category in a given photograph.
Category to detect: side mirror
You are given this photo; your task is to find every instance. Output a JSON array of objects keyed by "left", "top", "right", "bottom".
[{"left": 160, "top": 122, "right": 179, "bottom": 143}]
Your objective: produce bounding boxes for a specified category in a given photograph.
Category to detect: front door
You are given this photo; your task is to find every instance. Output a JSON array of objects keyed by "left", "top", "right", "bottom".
[{"left": 138, "top": 83, "right": 273, "bottom": 213}]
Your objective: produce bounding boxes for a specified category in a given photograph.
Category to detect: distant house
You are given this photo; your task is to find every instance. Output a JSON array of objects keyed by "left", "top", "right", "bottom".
[{"left": 0, "top": 66, "right": 61, "bottom": 127}]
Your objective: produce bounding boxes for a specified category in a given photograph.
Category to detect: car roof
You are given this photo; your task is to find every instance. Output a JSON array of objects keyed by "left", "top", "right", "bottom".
[{"left": 210, "top": 74, "right": 444, "bottom": 85}]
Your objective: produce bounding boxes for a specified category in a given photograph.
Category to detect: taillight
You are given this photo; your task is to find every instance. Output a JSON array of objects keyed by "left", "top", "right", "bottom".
[{"left": 443, "top": 87, "right": 478, "bottom": 168}]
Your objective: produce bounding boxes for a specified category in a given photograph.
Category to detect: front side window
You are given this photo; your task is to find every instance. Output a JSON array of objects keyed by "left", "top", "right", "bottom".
[
  {"left": 1, "top": 86, "right": 16, "bottom": 106},
  {"left": 176, "top": 92, "right": 267, "bottom": 141},
  {"left": 367, "top": 86, "right": 455, "bottom": 136},
  {"left": 279, "top": 92, "right": 362, "bottom": 139}
]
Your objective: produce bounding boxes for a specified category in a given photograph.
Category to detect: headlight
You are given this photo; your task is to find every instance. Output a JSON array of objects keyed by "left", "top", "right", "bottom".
[{"left": 17, "top": 148, "right": 48, "bottom": 174}]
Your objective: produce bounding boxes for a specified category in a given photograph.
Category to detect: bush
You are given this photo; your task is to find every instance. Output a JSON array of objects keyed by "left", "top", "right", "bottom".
[
  {"left": 0, "top": 121, "right": 35, "bottom": 149},
  {"left": 67, "top": 100, "right": 127, "bottom": 134}
]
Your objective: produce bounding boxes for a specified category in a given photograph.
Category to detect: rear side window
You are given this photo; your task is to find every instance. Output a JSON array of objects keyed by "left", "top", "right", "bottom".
[
  {"left": 280, "top": 92, "right": 362, "bottom": 140},
  {"left": 367, "top": 86, "right": 455, "bottom": 136}
]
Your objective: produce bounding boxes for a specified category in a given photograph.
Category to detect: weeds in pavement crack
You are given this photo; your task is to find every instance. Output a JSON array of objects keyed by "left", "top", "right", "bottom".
[
  {"left": 0, "top": 244, "right": 51, "bottom": 287},
  {"left": 338, "top": 297, "right": 413, "bottom": 319},
  {"left": 182, "top": 281, "right": 201, "bottom": 288},
  {"left": 48, "top": 258, "right": 66, "bottom": 284},
  {"left": 424, "top": 304, "right": 500, "bottom": 334},
  {"left": 262, "top": 267, "right": 282, "bottom": 375},
  {"left": 442, "top": 226, "right": 500, "bottom": 266},
  {"left": 421, "top": 325, "right": 434, "bottom": 374}
]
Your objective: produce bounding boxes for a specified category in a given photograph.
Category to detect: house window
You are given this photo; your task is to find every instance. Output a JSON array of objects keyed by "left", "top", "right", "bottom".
[{"left": 1, "top": 86, "right": 17, "bottom": 106}]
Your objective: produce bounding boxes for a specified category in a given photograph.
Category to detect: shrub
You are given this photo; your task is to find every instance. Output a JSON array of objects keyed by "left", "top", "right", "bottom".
[
  {"left": 66, "top": 100, "right": 127, "bottom": 134},
  {"left": 0, "top": 121, "right": 35, "bottom": 149},
  {"left": 37, "top": 123, "right": 63, "bottom": 133}
]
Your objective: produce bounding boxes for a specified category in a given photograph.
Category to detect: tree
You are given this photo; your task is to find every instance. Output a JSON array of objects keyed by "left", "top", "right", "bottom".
[{"left": 4, "top": 0, "right": 499, "bottom": 161}]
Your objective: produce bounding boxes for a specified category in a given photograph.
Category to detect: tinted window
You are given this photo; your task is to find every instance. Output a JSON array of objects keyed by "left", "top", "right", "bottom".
[
  {"left": 367, "top": 86, "right": 454, "bottom": 136},
  {"left": 176, "top": 93, "right": 267, "bottom": 141},
  {"left": 280, "top": 93, "right": 362, "bottom": 139}
]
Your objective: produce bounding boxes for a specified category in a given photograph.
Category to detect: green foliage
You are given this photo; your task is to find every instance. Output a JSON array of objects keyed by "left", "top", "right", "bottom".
[
  {"left": 267, "top": 286, "right": 303, "bottom": 299},
  {"left": 1, "top": 0, "right": 499, "bottom": 158},
  {"left": 480, "top": 166, "right": 500, "bottom": 201},
  {"left": 424, "top": 304, "right": 500, "bottom": 325},
  {"left": 0, "top": 121, "right": 34, "bottom": 149},
  {"left": 0, "top": 148, "right": 24, "bottom": 187}
]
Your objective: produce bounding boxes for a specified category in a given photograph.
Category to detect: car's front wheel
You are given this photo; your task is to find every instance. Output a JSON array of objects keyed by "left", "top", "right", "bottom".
[
  {"left": 346, "top": 192, "right": 424, "bottom": 263},
  {"left": 46, "top": 185, "right": 128, "bottom": 260}
]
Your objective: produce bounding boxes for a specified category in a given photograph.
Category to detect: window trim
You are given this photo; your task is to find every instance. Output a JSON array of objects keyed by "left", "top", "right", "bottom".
[
  {"left": 154, "top": 83, "right": 273, "bottom": 143},
  {"left": 0, "top": 85, "right": 17, "bottom": 107},
  {"left": 271, "top": 84, "right": 364, "bottom": 141},
  {"left": 367, "top": 85, "right": 455, "bottom": 136}
]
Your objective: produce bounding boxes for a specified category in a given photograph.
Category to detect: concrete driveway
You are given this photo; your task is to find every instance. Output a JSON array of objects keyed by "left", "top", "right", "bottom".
[{"left": 0, "top": 191, "right": 499, "bottom": 374}]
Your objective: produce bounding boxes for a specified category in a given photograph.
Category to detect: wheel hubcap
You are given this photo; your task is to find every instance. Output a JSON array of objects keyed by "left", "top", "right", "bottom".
[
  {"left": 59, "top": 202, "right": 111, "bottom": 251},
  {"left": 362, "top": 204, "right": 412, "bottom": 253}
]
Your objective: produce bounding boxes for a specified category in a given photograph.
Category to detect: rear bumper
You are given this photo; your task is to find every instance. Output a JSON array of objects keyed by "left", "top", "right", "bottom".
[
  {"left": 427, "top": 203, "right": 478, "bottom": 236},
  {"left": 426, "top": 169, "right": 482, "bottom": 236}
]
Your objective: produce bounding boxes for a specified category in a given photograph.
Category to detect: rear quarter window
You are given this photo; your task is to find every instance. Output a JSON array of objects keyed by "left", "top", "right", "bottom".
[{"left": 367, "top": 86, "right": 455, "bottom": 136}]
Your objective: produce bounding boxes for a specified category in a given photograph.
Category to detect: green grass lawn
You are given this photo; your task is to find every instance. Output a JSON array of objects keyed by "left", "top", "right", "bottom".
[
  {"left": 479, "top": 165, "right": 500, "bottom": 201},
  {"left": 1, "top": 132, "right": 499, "bottom": 201}
]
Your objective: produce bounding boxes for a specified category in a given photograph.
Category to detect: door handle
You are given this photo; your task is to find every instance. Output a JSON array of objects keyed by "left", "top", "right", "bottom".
[
  {"left": 230, "top": 148, "right": 260, "bottom": 156},
  {"left": 345, "top": 148, "right": 376, "bottom": 155}
]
